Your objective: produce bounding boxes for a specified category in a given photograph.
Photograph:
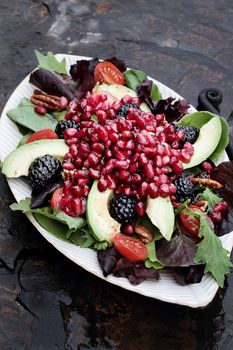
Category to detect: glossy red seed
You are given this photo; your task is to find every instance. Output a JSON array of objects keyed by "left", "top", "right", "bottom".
[
  {"left": 159, "top": 183, "right": 170, "bottom": 197},
  {"left": 131, "top": 174, "right": 142, "bottom": 183},
  {"left": 34, "top": 106, "right": 47, "bottom": 115},
  {"left": 115, "top": 160, "right": 129, "bottom": 169},
  {"left": 179, "top": 149, "right": 191, "bottom": 163},
  {"left": 209, "top": 211, "right": 222, "bottom": 223},
  {"left": 89, "top": 168, "right": 101, "bottom": 179},
  {"left": 172, "top": 162, "right": 183, "bottom": 173},
  {"left": 121, "top": 224, "right": 134, "bottom": 236},
  {"left": 148, "top": 183, "right": 158, "bottom": 198},
  {"left": 64, "top": 128, "right": 79, "bottom": 138},
  {"left": 154, "top": 155, "right": 163, "bottom": 168},
  {"left": 144, "top": 163, "right": 154, "bottom": 180},
  {"left": 138, "top": 182, "right": 149, "bottom": 197},
  {"left": 118, "top": 170, "right": 130, "bottom": 181},
  {"left": 63, "top": 162, "right": 75, "bottom": 170},
  {"left": 96, "top": 110, "right": 107, "bottom": 123},
  {"left": 115, "top": 150, "right": 126, "bottom": 161},
  {"left": 135, "top": 202, "right": 146, "bottom": 216},
  {"left": 201, "top": 161, "right": 214, "bottom": 171},
  {"left": 139, "top": 153, "right": 148, "bottom": 166},
  {"left": 214, "top": 201, "right": 228, "bottom": 212},
  {"left": 72, "top": 185, "right": 83, "bottom": 197},
  {"left": 124, "top": 186, "right": 131, "bottom": 196}
]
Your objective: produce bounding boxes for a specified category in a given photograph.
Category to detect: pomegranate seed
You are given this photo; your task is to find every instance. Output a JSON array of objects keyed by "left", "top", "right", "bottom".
[
  {"left": 96, "top": 110, "right": 107, "bottom": 123},
  {"left": 74, "top": 157, "right": 83, "bottom": 168},
  {"left": 131, "top": 174, "right": 142, "bottom": 183},
  {"left": 65, "top": 112, "right": 73, "bottom": 120},
  {"left": 159, "top": 174, "right": 169, "bottom": 184},
  {"left": 123, "top": 186, "right": 131, "bottom": 196},
  {"left": 183, "top": 142, "right": 194, "bottom": 156},
  {"left": 77, "top": 178, "right": 89, "bottom": 186},
  {"left": 126, "top": 140, "right": 135, "bottom": 150},
  {"left": 136, "top": 116, "right": 147, "bottom": 129},
  {"left": 105, "top": 159, "right": 116, "bottom": 172},
  {"left": 107, "top": 108, "right": 116, "bottom": 119},
  {"left": 157, "top": 133, "right": 166, "bottom": 143},
  {"left": 121, "top": 95, "right": 133, "bottom": 104},
  {"left": 201, "top": 161, "right": 215, "bottom": 171},
  {"left": 154, "top": 155, "right": 163, "bottom": 168},
  {"left": 75, "top": 169, "right": 89, "bottom": 178},
  {"left": 34, "top": 106, "right": 47, "bottom": 115},
  {"left": 144, "top": 163, "right": 154, "bottom": 180},
  {"left": 116, "top": 140, "right": 126, "bottom": 149},
  {"left": 138, "top": 182, "right": 149, "bottom": 197},
  {"left": 97, "top": 178, "right": 108, "bottom": 192},
  {"left": 169, "top": 183, "right": 177, "bottom": 194},
  {"left": 71, "top": 198, "right": 82, "bottom": 216},
  {"left": 97, "top": 127, "right": 108, "bottom": 142},
  {"left": 72, "top": 185, "right": 83, "bottom": 197},
  {"left": 115, "top": 160, "right": 129, "bottom": 169},
  {"left": 139, "top": 153, "right": 148, "bottom": 166},
  {"left": 82, "top": 111, "right": 92, "bottom": 120},
  {"left": 63, "top": 162, "right": 75, "bottom": 170},
  {"left": 119, "top": 170, "right": 130, "bottom": 181},
  {"left": 171, "top": 141, "right": 180, "bottom": 149},
  {"left": 59, "top": 96, "right": 68, "bottom": 109},
  {"left": 129, "top": 162, "right": 139, "bottom": 173},
  {"left": 209, "top": 211, "right": 222, "bottom": 223},
  {"left": 121, "top": 224, "right": 134, "bottom": 235},
  {"left": 106, "top": 174, "right": 118, "bottom": 189},
  {"left": 83, "top": 159, "right": 90, "bottom": 168},
  {"left": 101, "top": 101, "right": 110, "bottom": 111},
  {"left": 115, "top": 150, "right": 126, "bottom": 161},
  {"left": 154, "top": 167, "right": 162, "bottom": 176},
  {"left": 214, "top": 201, "right": 228, "bottom": 212},
  {"left": 89, "top": 168, "right": 101, "bottom": 179},
  {"left": 83, "top": 185, "right": 90, "bottom": 197},
  {"left": 135, "top": 202, "right": 146, "bottom": 216},
  {"left": 155, "top": 114, "right": 165, "bottom": 123},
  {"left": 92, "top": 143, "right": 105, "bottom": 153},
  {"left": 159, "top": 184, "right": 170, "bottom": 197},
  {"left": 162, "top": 156, "right": 170, "bottom": 166},
  {"left": 69, "top": 144, "right": 78, "bottom": 157},
  {"left": 105, "top": 149, "right": 112, "bottom": 158},
  {"left": 179, "top": 149, "right": 191, "bottom": 163},
  {"left": 172, "top": 162, "right": 183, "bottom": 173},
  {"left": 148, "top": 183, "right": 158, "bottom": 198},
  {"left": 109, "top": 131, "right": 119, "bottom": 143},
  {"left": 64, "top": 128, "right": 79, "bottom": 139},
  {"left": 156, "top": 144, "right": 165, "bottom": 156},
  {"left": 66, "top": 138, "right": 78, "bottom": 145},
  {"left": 137, "top": 133, "right": 148, "bottom": 145}
]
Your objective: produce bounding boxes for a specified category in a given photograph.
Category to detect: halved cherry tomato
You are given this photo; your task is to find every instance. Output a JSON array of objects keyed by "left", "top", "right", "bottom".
[
  {"left": 26, "top": 129, "right": 58, "bottom": 144},
  {"left": 179, "top": 205, "right": 214, "bottom": 238},
  {"left": 113, "top": 233, "right": 148, "bottom": 261},
  {"left": 94, "top": 61, "right": 125, "bottom": 85},
  {"left": 50, "top": 187, "right": 63, "bottom": 210}
]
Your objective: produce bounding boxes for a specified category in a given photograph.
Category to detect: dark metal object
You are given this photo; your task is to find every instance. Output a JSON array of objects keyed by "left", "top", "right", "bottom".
[
  {"left": 197, "top": 88, "right": 233, "bottom": 160},
  {"left": 197, "top": 88, "right": 223, "bottom": 114}
]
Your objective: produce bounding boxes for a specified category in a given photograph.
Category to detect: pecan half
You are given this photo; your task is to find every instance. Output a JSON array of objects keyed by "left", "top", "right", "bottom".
[
  {"left": 191, "top": 177, "right": 222, "bottom": 189},
  {"left": 30, "top": 90, "right": 68, "bottom": 110},
  {"left": 134, "top": 225, "right": 154, "bottom": 244}
]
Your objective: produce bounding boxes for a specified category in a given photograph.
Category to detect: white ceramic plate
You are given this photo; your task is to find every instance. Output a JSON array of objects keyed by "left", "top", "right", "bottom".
[{"left": 1, "top": 54, "right": 233, "bottom": 308}]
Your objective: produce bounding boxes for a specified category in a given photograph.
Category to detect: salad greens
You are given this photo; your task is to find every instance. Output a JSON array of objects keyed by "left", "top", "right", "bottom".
[
  {"left": 3, "top": 50, "right": 233, "bottom": 290},
  {"left": 35, "top": 50, "right": 67, "bottom": 74}
]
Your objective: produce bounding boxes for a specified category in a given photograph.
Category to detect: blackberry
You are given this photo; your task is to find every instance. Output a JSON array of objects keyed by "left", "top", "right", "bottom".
[
  {"left": 174, "top": 172, "right": 194, "bottom": 203},
  {"left": 109, "top": 194, "right": 136, "bottom": 224},
  {"left": 175, "top": 125, "right": 199, "bottom": 144},
  {"left": 55, "top": 120, "right": 80, "bottom": 139},
  {"left": 28, "top": 155, "right": 62, "bottom": 190},
  {"left": 116, "top": 103, "right": 139, "bottom": 118}
]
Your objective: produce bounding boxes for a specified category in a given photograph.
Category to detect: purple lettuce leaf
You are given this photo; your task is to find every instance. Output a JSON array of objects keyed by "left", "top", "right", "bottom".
[
  {"left": 172, "top": 265, "right": 204, "bottom": 285},
  {"left": 210, "top": 161, "right": 233, "bottom": 235},
  {"left": 70, "top": 59, "right": 96, "bottom": 101},
  {"left": 29, "top": 68, "right": 75, "bottom": 101},
  {"left": 154, "top": 97, "right": 190, "bottom": 122},
  {"left": 106, "top": 57, "right": 127, "bottom": 73},
  {"left": 136, "top": 80, "right": 156, "bottom": 111},
  {"left": 97, "top": 247, "right": 160, "bottom": 285},
  {"left": 156, "top": 229, "right": 199, "bottom": 267}
]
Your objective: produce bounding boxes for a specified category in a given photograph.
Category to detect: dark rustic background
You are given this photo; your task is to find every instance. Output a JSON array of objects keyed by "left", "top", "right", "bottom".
[{"left": 0, "top": 1, "right": 233, "bottom": 349}]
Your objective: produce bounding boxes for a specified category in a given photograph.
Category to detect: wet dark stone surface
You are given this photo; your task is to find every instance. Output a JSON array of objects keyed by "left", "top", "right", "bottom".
[{"left": 0, "top": 0, "right": 233, "bottom": 349}]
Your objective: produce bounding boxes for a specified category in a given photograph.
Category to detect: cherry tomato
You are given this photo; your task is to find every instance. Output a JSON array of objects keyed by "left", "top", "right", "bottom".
[
  {"left": 179, "top": 205, "right": 214, "bottom": 238},
  {"left": 94, "top": 61, "right": 125, "bottom": 85},
  {"left": 50, "top": 188, "right": 63, "bottom": 210},
  {"left": 113, "top": 233, "right": 148, "bottom": 261},
  {"left": 26, "top": 129, "right": 58, "bottom": 144}
]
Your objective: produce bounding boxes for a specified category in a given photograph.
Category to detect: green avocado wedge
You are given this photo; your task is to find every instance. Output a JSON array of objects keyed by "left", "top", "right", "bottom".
[
  {"left": 86, "top": 180, "right": 121, "bottom": 243},
  {"left": 2, "top": 139, "right": 68, "bottom": 178},
  {"left": 146, "top": 196, "right": 175, "bottom": 241},
  {"left": 181, "top": 116, "right": 222, "bottom": 169},
  {"left": 177, "top": 111, "right": 229, "bottom": 162}
]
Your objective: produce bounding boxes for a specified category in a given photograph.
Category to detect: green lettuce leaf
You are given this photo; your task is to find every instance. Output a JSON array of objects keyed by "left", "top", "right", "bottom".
[
  {"left": 35, "top": 50, "right": 67, "bottom": 74},
  {"left": 145, "top": 240, "right": 164, "bottom": 269},
  {"left": 177, "top": 111, "right": 229, "bottom": 161},
  {"left": 7, "top": 98, "right": 57, "bottom": 132},
  {"left": 185, "top": 208, "right": 233, "bottom": 287},
  {"left": 198, "top": 188, "right": 222, "bottom": 208}
]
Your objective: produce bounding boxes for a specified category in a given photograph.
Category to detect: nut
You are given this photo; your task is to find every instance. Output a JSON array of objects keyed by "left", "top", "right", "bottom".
[
  {"left": 191, "top": 177, "right": 222, "bottom": 189},
  {"left": 30, "top": 90, "right": 68, "bottom": 111},
  {"left": 193, "top": 200, "right": 208, "bottom": 212},
  {"left": 134, "top": 225, "right": 154, "bottom": 244}
]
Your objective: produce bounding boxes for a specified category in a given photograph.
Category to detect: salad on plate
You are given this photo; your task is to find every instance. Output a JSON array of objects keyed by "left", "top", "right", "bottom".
[{"left": 1, "top": 51, "right": 233, "bottom": 305}]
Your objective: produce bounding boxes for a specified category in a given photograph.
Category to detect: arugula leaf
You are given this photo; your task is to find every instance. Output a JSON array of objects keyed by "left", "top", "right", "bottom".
[
  {"left": 185, "top": 208, "right": 233, "bottom": 287},
  {"left": 35, "top": 50, "right": 67, "bottom": 74},
  {"left": 145, "top": 240, "right": 164, "bottom": 269},
  {"left": 198, "top": 188, "right": 222, "bottom": 208},
  {"left": 177, "top": 111, "right": 229, "bottom": 161},
  {"left": 7, "top": 98, "right": 57, "bottom": 132}
]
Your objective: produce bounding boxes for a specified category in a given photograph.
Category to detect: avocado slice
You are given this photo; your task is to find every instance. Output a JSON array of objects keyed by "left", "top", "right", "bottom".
[
  {"left": 146, "top": 196, "right": 175, "bottom": 241},
  {"left": 182, "top": 116, "right": 222, "bottom": 169},
  {"left": 2, "top": 139, "right": 68, "bottom": 178},
  {"left": 86, "top": 180, "right": 121, "bottom": 243},
  {"left": 93, "top": 84, "right": 151, "bottom": 112}
]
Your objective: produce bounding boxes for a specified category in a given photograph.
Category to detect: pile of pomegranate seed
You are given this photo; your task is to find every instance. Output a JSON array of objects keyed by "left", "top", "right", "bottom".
[{"left": 59, "top": 92, "right": 195, "bottom": 217}]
